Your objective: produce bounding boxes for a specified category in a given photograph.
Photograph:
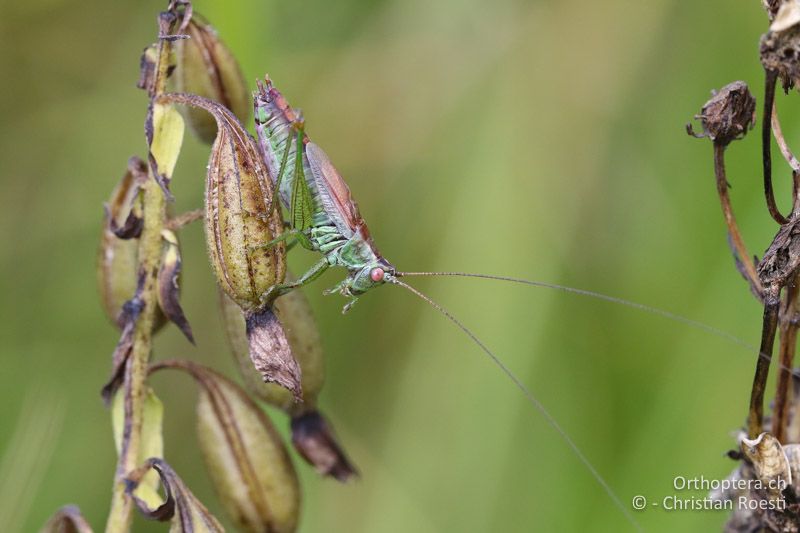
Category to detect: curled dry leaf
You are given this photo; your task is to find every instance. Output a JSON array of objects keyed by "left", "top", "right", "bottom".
[
  {"left": 126, "top": 457, "right": 224, "bottom": 532},
  {"left": 101, "top": 273, "right": 146, "bottom": 403},
  {"left": 97, "top": 157, "right": 147, "bottom": 327},
  {"left": 40, "top": 505, "right": 93, "bottom": 533},
  {"left": 112, "top": 387, "right": 164, "bottom": 509},
  {"left": 157, "top": 229, "right": 194, "bottom": 343},
  {"left": 145, "top": 101, "right": 185, "bottom": 197},
  {"left": 290, "top": 411, "right": 357, "bottom": 482},
  {"left": 173, "top": 11, "right": 250, "bottom": 143}
]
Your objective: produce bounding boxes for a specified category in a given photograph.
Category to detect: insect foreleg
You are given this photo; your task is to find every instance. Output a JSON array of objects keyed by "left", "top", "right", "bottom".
[{"left": 261, "top": 257, "right": 330, "bottom": 304}]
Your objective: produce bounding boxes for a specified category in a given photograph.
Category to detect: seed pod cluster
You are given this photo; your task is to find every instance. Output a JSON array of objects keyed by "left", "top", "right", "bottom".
[
  {"left": 173, "top": 11, "right": 250, "bottom": 143},
  {"left": 762, "top": 6, "right": 800, "bottom": 91},
  {"left": 218, "top": 279, "right": 357, "bottom": 481}
]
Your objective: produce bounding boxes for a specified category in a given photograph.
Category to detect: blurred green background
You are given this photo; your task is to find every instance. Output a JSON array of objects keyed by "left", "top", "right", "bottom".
[{"left": 0, "top": 0, "right": 794, "bottom": 531}]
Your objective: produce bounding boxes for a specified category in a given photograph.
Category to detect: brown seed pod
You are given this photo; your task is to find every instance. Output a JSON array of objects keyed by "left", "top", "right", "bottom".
[
  {"left": 762, "top": 15, "right": 800, "bottom": 92},
  {"left": 173, "top": 12, "right": 250, "bottom": 143},
  {"left": 686, "top": 81, "right": 756, "bottom": 146}
]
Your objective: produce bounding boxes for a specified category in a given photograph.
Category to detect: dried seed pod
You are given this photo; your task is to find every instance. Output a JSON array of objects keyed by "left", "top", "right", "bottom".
[
  {"left": 152, "top": 361, "right": 300, "bottom": 533},
  {"left": 97, "top": 157, "right": 147, "bottom": 327},
  {"left": 218, "top": 283, "right": 356, "bottom": 481},
  {"left": 157, "top": 229, "right": 194, "bottom": 343},
  {"left": 686, "top": 81, "right": 756, "bottom": 146},
  {"left": 762, "top": 20, "right": 800, "bottom": 91},
  {"left": 173, "top": 12, "right": 250, "bottom": 143},
  {"left": 40, "top": 505, "right": 93, "bottom": 533},
  {"left": 741, "top": 432, "right": 791, "bottom": 497},
  {"left": 126, "top": 457, "right": 224, "bottom": 532}
]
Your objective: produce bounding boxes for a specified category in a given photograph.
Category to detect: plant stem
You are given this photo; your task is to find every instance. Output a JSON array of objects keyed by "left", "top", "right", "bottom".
[
  {"left": 104, "top": 18, "right": 173, "bottom": 533},
  {"left": 749, "top": 287, "right": 781, "bottom": 439},
  {"left": 762, "top": 69, "right": 788, "bottom": 225},
  {"left": 773, "top": 277, "right": 800, "bottom": 442},
  {"left": 713, "top": 143, "right": 763, "bottom": 294}
]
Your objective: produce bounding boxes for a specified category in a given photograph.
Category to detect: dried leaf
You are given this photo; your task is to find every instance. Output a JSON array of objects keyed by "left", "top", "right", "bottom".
[
  {"left": 291, "top": 411, "right": 357, "bottom": 482},
  {"left": 145, "top": 102, "right": 185, "bottom": 196},
  {"left": 100, "top": 274, "right": 145, "bottom": 403},
  {"left": 97, "top": 157, "right": 146, "bottom": 326},
  {"left": 218, "top": 276, "right": 323, "bottom": 412},
  {"left": 157, "top": 229, "right": 194, "bottom": 343},
  {"left": 245, "top": 307, "right": 302, "bottom": 402},
  {"left": 40, "top": 505, "right": 93, "bottom": 533},
  {"left": 126, "top": 458, "right": 225, "bottom": 532}
]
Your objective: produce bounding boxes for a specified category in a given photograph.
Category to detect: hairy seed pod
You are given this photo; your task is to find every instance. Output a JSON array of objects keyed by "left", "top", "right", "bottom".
[
  {"left": 40, "top": 505, "right": 93, "bottom": 533},
  {"left": 219, "top": 284, "right": 356, "bottom": 481},
  {"left": 173, "top": 12, "right": 250, "bottom": 143},
  {"left": 686, "top": 81, "right": 756, "bottom": 147},
  {"left": 165, "top": 362, "right": 301, "bottom": 533},
  {"left": 126, "top": 457, "right": 224, "bottom": 532},
  {"left": 160, "top": 91, "right": 300, "bottom": 397}
]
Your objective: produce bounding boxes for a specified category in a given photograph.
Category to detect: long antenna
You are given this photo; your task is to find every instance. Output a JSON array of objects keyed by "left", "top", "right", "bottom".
[
  {"left": 397, "top": 270, "right": 756, "bottom": 354},
  {"left": 391, "top": 278, "right": 643, "bottom": 532}
]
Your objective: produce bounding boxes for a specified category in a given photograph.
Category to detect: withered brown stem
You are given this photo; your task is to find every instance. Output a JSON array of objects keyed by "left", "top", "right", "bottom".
[
  {"left": 749, "top": 287, "right": 781, "bottom": 439},
  {"left": 713, "top": 143, "right": 763, "bottom": 294},
  {"left": 773, "top": 276, "right": 800, "bottom": 442},
  {"left": 763, "top": 69, "right": 789, "bottom": 225}
]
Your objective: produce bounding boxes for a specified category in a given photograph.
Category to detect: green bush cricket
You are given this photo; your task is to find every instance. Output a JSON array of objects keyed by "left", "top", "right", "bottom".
[{"left": 249, "top": 76, "right": 783, "bottom": 531}]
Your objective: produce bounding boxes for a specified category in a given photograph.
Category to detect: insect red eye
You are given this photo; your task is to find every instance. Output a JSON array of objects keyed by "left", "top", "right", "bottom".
[{"left": 370, "top": 267, "right": 385, "bottom": 282}]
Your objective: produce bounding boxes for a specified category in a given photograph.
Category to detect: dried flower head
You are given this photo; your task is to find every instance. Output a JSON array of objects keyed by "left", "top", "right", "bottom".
[{"left": 687, "top": 81, "right": 756, "bottom": 146}]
